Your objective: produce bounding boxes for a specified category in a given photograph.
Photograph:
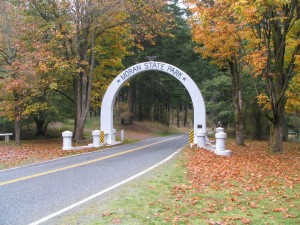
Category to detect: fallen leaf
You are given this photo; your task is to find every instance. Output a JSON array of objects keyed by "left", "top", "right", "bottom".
[
  {"left": 241, "top": 218, "right": 252, "bottom": 224},
  {"left": 273, "top": 208, "right": 288, "bottom": 213},
  {"left": 283, "top": 213, "right": 296, "bottom": 218},
  {"left": 112, "top": 218, "right": 121, "bottom": 224},
  {"left": 101, "top": 211, "right": 113, "bottom": 217}
]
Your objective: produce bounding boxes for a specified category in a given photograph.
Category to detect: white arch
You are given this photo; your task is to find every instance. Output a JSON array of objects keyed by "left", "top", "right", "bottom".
[{"left": 100, "top": 61, "right": 206, "bottom": 144}]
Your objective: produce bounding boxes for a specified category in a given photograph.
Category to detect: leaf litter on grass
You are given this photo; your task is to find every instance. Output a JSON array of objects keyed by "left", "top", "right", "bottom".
[
  {"left": 141, "top": 141, "right": 300, "bottom": 224},
  {"left": 0, "top": 139, "right": 105, "bottom": 169},
  {"left": 181, "top": 140, "right": 300, "bottom": 224}
]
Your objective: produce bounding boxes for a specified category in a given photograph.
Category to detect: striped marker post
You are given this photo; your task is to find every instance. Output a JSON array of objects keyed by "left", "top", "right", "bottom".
[
  {"left": 189, "top": 130, "right": 194, "bottom": 146},
  {"left": 100, "top": 131, "right": 105, "bottom": 144}
]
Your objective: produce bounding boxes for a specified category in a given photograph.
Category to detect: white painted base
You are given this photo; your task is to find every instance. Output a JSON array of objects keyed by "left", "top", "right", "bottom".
[
  {"left": 203, "top": 145, "right": 215, "bottom": 152},
  {"left": 62, "top": 147, "right": 74, "bottom": 150},
  {"left": 107, "top": 141, "right": 121, "bottom": 146},
  {"left": 214, "top": 149, "right": 232, "bottom": 156},
  {"left": 88, "top": 143, "right": 101, "bottom": 148}
]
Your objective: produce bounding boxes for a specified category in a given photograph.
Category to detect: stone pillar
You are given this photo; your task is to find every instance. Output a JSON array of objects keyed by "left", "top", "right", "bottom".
[
  {"left": 197, "top": 130, "right": 206, "bottom": 147},
  {"left": 62, "top": 131, "right": 74, "bottom": 150},
  {"left": 92, "top": 130, "right": 101, "bottom": 147},
  {"left": 215, "top": 131, "right": 232, "bottom": 156}
]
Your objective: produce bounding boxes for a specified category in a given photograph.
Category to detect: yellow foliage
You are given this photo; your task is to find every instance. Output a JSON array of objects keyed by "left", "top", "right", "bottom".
[
  {"left": 256, "top": 93, "right": 272, "bottom": 111},
  {"left": 286, "top": 73, "right": 300, "bottom": 115},
  {"left": 24, "top": 102, "right": 49, "bottom": 115}
]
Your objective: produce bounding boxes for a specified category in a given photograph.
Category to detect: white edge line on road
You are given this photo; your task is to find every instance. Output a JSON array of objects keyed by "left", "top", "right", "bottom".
[{"left": 28, "top": 146, "right": 184, "bottom": 225}]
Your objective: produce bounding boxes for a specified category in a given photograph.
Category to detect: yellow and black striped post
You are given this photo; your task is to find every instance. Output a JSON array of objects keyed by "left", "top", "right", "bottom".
[
  {"left": 100, "top": 131, "right": 105, "bottom": 144},
  {"left": 189, "top": 130, "right": 194, "bottom": 146}
]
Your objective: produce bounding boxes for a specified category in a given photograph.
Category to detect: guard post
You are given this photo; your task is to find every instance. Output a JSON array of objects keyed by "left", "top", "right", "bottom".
[
  {"left": 62, "top": 131, "right": 74, "bottom": 150},
  {"left": 121, "top": 130, "right": 124, "bottom": 142},
  {"left": 92, "top": 130, "right": 101, "bottom": 147},
  {"left": 100, "top": 130, "right": 105, "bottom": 144},
  {"left": 189, "top": 130, "right": 194, "bottom": 146},
  {"left": 197, "top": 125, "right": 206, "bottom": 148},
  {"left": 214, "top": 128, "right": 232, "bottom": 156}
]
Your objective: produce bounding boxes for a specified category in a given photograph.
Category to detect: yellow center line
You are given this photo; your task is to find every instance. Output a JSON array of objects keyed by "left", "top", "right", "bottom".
[{"left": 0, "top": 135, "right": 183, "bottom": 186}]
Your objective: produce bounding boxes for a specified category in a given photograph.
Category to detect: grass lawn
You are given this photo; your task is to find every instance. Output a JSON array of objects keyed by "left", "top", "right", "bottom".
[{"left": 50, "top": 140, "right": 300, "bottom": 225}]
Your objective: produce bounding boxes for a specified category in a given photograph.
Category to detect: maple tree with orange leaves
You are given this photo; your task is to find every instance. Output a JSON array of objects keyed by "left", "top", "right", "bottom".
[{"left": 186, "top": 0, "right": 300, "bottom": 152}]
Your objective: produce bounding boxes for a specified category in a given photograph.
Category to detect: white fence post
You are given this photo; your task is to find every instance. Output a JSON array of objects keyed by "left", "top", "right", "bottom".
[
  {"left": 197, "top": 130, "right": 206, "bottom": 147},
  {"left": 92, "top": 130, "right": 101, "bottom": 147},
  {"left": 62, "top": 131, "right": 74, "bottom": 150},
  {"left": 214, "top": 130, "right": 232, "bottom": 156},
  {"left": 121, "top": 130, "right": 124, "bottom": 142},
  {"left": 216, "top": 127, "right": 224, "bottom": 133}
]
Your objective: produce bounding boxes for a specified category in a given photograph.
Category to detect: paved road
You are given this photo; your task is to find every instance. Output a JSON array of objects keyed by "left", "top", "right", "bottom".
[{"left": 0, "top": 134, "right": 188, "bottom": 225}]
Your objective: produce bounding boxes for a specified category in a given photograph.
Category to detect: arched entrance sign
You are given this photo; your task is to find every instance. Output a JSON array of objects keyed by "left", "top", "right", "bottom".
[{"left": 100, "top": 61, "right": 206, "bottom": 145}]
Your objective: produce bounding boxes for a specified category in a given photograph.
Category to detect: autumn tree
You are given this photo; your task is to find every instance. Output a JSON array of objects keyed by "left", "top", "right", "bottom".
[
  {"left": 286, "top": 73, "right": 300, "bottom": 116},
  {"left": 0, "top": 1, "right": 53, "bottom": 144},
  {"left": 29, "top": 0, "right": 170, "bottom": 141},
  {"left": 240, "top": 0, "right": 300, "bottom": 152},
  {"left": 91, "top": 25, "right": 134, "bottom": 112},
  {"left": 186, "top": 0, "right": 246, "bottom": 146},
  {"left": 187, "top": 0, "right": 300, "bottom": 152}
]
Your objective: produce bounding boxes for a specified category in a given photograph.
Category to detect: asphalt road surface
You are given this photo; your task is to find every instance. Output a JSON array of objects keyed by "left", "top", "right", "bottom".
[{"left": 0, "top": 134, "right": 188, "bottom": 225}]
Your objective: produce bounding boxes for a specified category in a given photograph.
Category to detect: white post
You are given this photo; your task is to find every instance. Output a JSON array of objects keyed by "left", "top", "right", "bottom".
[
  {"left": 121, "top": 130, "right": 124, "bottom": 142},
  {"left": 216, "top": 127, "right": 224, "bottom": 133},
  {"left": 215, "top": 132, "right": 227, "bottom": 150},
  {"left": 105, "top": 129, "right": 116, "bottom": 145},
  {"left": 92, "top": 130, "right": 101, "bottom": 147},
  {"left": 62, "top": 131, "right": 74, "bottom": 150},
  {"left": 214, "top": 131, "right": 232, "bottom": 156},
  {"left": 197, "top": 130, "right": 206, "bottom": 147}
]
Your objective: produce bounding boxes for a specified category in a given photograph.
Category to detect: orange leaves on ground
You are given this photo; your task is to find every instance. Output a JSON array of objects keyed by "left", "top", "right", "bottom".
[
  {"left": 180, "top": 140, "right": 300, "bottom": 223},
  {"left": 0, "top": 139, "right": 100, "bottom": 169},
  {"left": 101, "top": 211, "right": 114, "bottom": 217},
  {"left": 111, "top": 218, "right": 121, "bottom": 224},
  {"left": 186, "top": 140, "right": 300, "bottom": 193}
]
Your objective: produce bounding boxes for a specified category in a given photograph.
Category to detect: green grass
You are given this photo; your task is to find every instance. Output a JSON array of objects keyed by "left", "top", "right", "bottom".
[
  {"left": 155, "top": 130, "right": 179, "bottom": 136},
  {"left": 52, "top": 147, "right": 300, "bottom": 225}
]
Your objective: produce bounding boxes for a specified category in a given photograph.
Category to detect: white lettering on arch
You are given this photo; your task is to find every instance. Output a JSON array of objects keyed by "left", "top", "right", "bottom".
[{"left": 101, "top": 61, "right": 205, "bottom": 145}]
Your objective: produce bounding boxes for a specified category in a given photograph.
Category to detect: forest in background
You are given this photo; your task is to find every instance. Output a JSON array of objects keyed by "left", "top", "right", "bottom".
[{"left": 0, "top": 0, "right": 299, "bottom": 152}]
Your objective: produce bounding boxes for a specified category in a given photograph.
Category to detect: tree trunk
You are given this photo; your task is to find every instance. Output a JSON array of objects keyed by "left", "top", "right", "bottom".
[
  {"left": 73, "top": 27, "right": 94, "bottom": 141},
  {"left": 282, "top": 116, "right": 288, "bottom": 142},
  {"left": 184, "top": 101, "right": 188, "bottom": 127},
  {"left": 129, "top": 80, "right": 136, "bottom": 118},
  {"left": 35, "top": 118, "right": 46, "bottom": 136},
  {"left": 270, "top": 123, "right": 283, "bottom": 152},
  {"left": 138, "top": 98, "right": 143, "bottom": 121},
  {"left": 252, "top": 101, "right": 262, "bottom": 140},
  {"left": 269, "top": 106, "right": 284, "bottom": 152},
  {"left": 269, "top": 89, "right": 286, "bottom": 152},
  {"left": 73, "top": 72, "right": 92, "bottom": 140},
  {"left": 176, "top": 103, "right": 180, "bottom": 128},
  {"left": 14, "top": 116, "right": 21, "bottom": 146},
  {"left": 34, "top": 112, "right": 48, "bottom": 136},
  {"left": 229, "top": 60, "right": 245, "bottom": 146}
]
